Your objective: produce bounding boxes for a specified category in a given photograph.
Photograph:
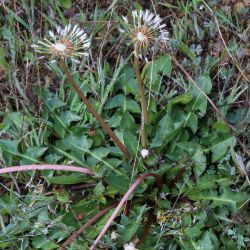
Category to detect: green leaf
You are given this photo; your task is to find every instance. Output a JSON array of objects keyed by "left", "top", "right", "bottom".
[
  {"left": 87, "top": 147, "right": 110, "bottom": 165},
  {"left": 151, "top": 103, "right": 184, "bottom": 148},
  {"left": 59, "top": 0, "right": 72, "bottom": 9},
  {"left": 210, "top": 136, "right": 236, "bottom": 163},
  {"left": 106, "top": 174, "right": 130, "bottom": 194},
  {"left": 59, "top": 111, "right": 81, "bottom": 127},
  {"left": 0, "top": 47, "right": 5, "bottom": 57},
  {"left": 20, "top": 147, "right": 47, "bottom": 165},
  {"left": 35, "top": 87, "right": 65, "bottom": 112},
  {"left": 93, "top": 181, "right": 105, "bottom": 196},
  {"left": 56, "top": 191, "right": 70, "bottom": 203},
  {"left": 145, "top": 54, "right": 172, "bottom": 77},
  {"left": 198, "top": 231, "right": 219, "bottom": 250},
  {"left": 44, "top": 173, "right": 90, "bottom": 185},
  {"left": 3, "top": 112, "right": 31, "bottom": 131},
  {"left": 185, "top": 220, "right": 204, "bottom": 238},
  {"left": 172, "top": 93, "right": 193, "bottom": 105},
  {"left": 188, "top": 186, "right": 248, "bottom": 211},
  {"left": 120, "top": 111, "right": 137, "bottom": 132},
  {"left": 185, "top": 112, "right": 198, "bottom": 133},
  {"left": 104, "top": 94, "right": 125, "bottom": 110},
  {"left": 0, "top": 140, "right": 19, "bottom": 165},
  {"left": 57, "top": 134, "right": 92, "bottom": 152},
  {"left": 123, "top": 130, "right": 138, "bottom": 157},
  {"left": 126, "top": 100, "right": 141, "bottom": 113},
  {"left": 188, "top": 74, "right": 212, "bottom": 114},
  {"left": 93, "top": 181, "right": 106, "bottom": 204},
  {"left": 180, "top": 41, "right": 196, "bottom": 60},
  {"left": 55, "top": 134, "right": 92, "bottom": 165},
  {"left": 176, "top": 142, "right": 206, "bottom": 176},
  {"left": 32, "top": 235, "right": 57, "bottom": 249}
]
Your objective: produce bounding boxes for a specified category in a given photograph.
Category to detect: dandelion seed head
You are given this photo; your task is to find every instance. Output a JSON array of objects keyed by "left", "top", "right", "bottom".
[
  {"left": 31, "top": 24, "right": 90, "bottom": 64},
  {"left": 54, "top": 43, "right": 66, "bottom": 52},
  {"left": 137, "top": 31, "right": 146, "bottom": 41},
  {"left": 120, "top": 9, "right": 169, "bottom": 57}
]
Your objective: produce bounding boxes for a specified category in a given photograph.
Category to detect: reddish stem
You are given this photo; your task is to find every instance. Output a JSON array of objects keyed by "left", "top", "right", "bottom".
[
  {"left": 0, "top": 165, "right": 94, "bottom": 176},
  {"left": 90, "top": 173, "right": 162, "bottom": 250},
  {"left": 169, "top": 168, "right": 186, "bottom": 188},
  {"left": 60, "top": 203, "right": 117, "bottom": 250},
  {"left": 137, "top": 210, "right": 154, "bottom": 247}
]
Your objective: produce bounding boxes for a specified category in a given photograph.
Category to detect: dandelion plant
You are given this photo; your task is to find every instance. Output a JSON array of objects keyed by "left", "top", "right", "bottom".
[
  {"left": 31, "top": 24, "right": 130, "bottom": 159},
  {"left": 120, "top": 10, "right": 169, "bottom": 148}
]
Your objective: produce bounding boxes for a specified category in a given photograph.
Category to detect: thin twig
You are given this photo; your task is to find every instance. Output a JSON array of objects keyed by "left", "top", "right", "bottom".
[
  {"left": 90, "top": 173, "right": 162, "bottom": 249},
  {"left": 134, "top": 56, "right": 148, "bottom": 148},
  {"left": 59, "top": 203, "right": 117, "bottom": 250},
  {"left": 59, "top": 59, "right": 130, "bottom": 160},
  {"left": 0, "top": 164, "right": 94, "bottom": 176}
]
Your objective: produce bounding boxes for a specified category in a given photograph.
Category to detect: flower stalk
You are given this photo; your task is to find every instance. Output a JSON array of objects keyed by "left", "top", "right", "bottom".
[
  {"left": 120, "top": 9, "right": 169, "bottom": 148},
  {"left": 134, "top": 55, "right": 148, "bottom": 148},
  {"left": 59, "top": 59, "right": 130, "bottom": 159}
]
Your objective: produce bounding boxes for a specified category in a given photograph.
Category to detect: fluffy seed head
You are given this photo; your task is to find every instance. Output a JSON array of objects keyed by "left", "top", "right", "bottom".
[
  {"left": 120, "top": 9, "right": 169, "bottom": 57},
  {"left": 31, "top": 24, "right": 90, "bottom": 63}
]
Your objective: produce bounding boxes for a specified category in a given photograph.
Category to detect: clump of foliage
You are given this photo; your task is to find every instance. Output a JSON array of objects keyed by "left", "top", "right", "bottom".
[{"left": 0, "top": 0, "right": 249, "bottom": 249}]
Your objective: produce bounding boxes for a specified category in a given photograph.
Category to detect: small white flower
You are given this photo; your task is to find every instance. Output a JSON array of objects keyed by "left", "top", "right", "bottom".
[
  {"left": 110, "top": 231, "right": 118, "bottom": 240},
  {"left": 123, "top": 242, "right": 138, "bottom": 250},
  {"left": 141, "top": 148, "right": 149, "bottom": 158},
  {"left": 199, "top": 5, "right": 205, "bottom": 10},
  {"left": 120, "top": 9, "right": 169, "bottom": 57},
  {"left": 31, "top": 24, "right": 90, "bottom": 63}
]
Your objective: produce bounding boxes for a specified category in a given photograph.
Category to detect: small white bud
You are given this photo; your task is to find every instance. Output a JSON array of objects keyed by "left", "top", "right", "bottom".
[
  {"left": 110, "top": 231, "right": 118, "bottom": 240},
  {"left": 123, "top": 242, "right": 138, "bottom": 250},
  {"left": 141, "top": 149, "right": 149, "bottom": 158}
]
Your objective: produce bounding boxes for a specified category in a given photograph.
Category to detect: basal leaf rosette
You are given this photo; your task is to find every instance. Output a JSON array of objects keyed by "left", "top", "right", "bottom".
[{"left": 31, "top": 24, "right": 90, "bottom": 64}]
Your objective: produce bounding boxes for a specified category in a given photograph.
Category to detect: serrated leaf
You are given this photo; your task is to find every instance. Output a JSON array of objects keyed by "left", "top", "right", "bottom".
[{"left": 188, "top": 186, "right": 248, "bottom": 211}]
